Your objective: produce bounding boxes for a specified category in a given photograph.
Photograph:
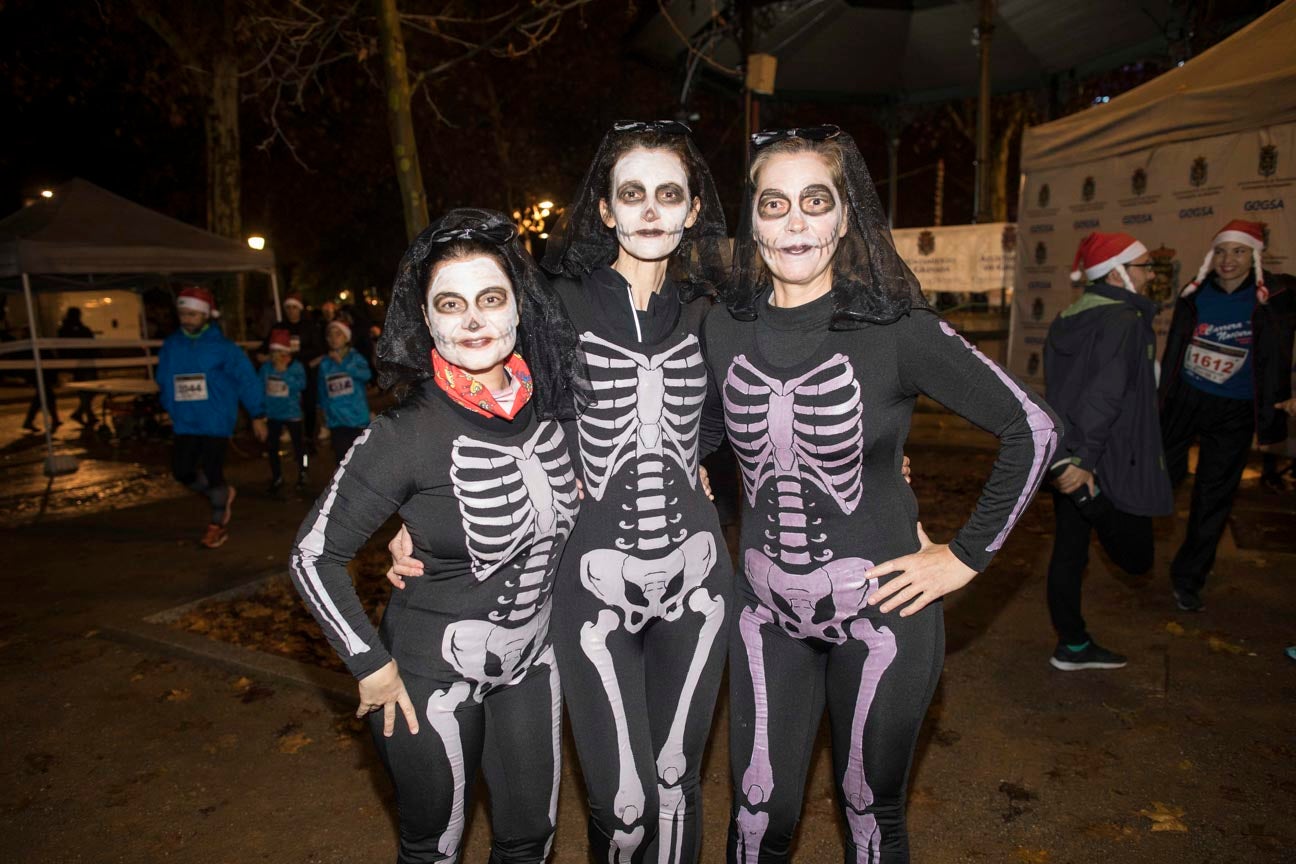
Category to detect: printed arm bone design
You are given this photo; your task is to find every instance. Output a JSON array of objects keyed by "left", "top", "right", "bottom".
[
  {"left": 575, "top": 332, "right": 725, "bottom": 846},
  {"left": 723, "top": 354, "right": 897, "bottom": 860},
  {"left": 430, "top": 422, "right": 576, "bottom": 861}
]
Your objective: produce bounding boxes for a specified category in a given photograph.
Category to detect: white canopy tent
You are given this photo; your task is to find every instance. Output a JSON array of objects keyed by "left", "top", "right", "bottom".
[
  {"left": 0, "top": 178, "right": 279, "bottom": 474},
  {"left": 1009, "top": 0, "right": 1296, "bottom": 388}
]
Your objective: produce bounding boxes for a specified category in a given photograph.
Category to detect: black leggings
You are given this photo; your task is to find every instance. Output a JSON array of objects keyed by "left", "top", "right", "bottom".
[
  {"left": 1161, "top": 386, "right": 1254, "bottom": 592},
  {"left": 172, "top": 435, "right": 230, "bottom": 525},
  {"left": 1046, "top": 491, "right": 1153, "bottom": 645},
  {"left": 727, "top": 600, "right": 943, "bottom": 864},
  {"left": 266, "top": 419, "right": 304, "bottom": 481},
  {"left": 550, "top": 550, "right": 731, "bottom": 864},
  {"left": 369, "top": 656, "right": 562, "bottom": 864}
]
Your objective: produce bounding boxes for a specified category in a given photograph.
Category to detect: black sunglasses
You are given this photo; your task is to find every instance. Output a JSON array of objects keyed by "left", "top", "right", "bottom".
[
  {"left": 751, "top": 125, "right": 842, "bottom": 149},
  {"left": 612, "top": 119, "right": 693, "bottom": 136}
]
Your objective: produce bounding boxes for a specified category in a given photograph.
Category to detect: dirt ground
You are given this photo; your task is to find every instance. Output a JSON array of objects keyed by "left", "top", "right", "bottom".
[{"left": 0, "top": 399, "right": 1292, "bottom": 863}]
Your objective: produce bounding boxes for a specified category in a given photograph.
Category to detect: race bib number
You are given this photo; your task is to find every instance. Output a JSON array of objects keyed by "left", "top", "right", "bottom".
[
  {"left": 326, "top": 372, "right": 354, "bottom": 399},
  {"left": 174, "top": 373, "right": 208, "bottom": 402},
  {"left": 266, "top": 377, "right": 290, "bottom": 398},
  {"left": 1184, "top": 337, "right": 1248, "bottom": 386}
]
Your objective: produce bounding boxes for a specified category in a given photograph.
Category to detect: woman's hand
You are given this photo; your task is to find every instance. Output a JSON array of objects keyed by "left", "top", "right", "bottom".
[
  {"left": 385, "top": 524, "right": 423, "bottom": 590},
  {"left": 1276, "top": 397, "right": 1296, "bottom": 414},
  {"left": 575, "top": 478, "right": 586, "bottom": 501},
  {"left": 864, "top": 523, "right": 977, "bottom": 617},
  {"left": 699, "top": 465, "right": 715, "bottom": 501},
  {"left": 357, "top": 659, "right": 420, "bottom": 737},
  {"left": 902, "top": 455, "right": 911, "bottom": 485}
]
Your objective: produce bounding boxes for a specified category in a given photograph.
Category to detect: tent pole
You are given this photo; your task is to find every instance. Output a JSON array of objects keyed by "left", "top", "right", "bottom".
[
  {"left": 269, "top": 268, "right": 283, "bottom": 321},
  {"left": 21, "top": 272, "right": 56, "bottom": 458}
]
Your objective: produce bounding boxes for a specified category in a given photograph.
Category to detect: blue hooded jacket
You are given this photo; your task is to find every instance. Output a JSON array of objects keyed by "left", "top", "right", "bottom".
[
  {"left": 157, "top": 325, "right": 265, "bottom": 437},
  {"left": 317, "top": 348, "right": 372, "bottom": 429},
  {"left": 259, "top": 358, "right": 307, "bottom": 421}
]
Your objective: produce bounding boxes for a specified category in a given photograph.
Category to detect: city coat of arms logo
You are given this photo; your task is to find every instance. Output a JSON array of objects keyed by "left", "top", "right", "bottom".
[
  {"left": 1131, "top": 168, "right": 1147, "bottom": 196},
  {"left": 1027, "top": 353, "right": 1041, "bottom": 377},
  {"left": 1190, "top": 156, "right": 1208, "bottom": 187},
  {"left": 1259, "top": 145, "right": 1278, "bottom": 178},
  {"left": 1082, "top": 176, "right": 1096, "bottom": 202},
  {"left": 1001, "top": 225, "right": 1017, "bottom": 253},
  {"left": 1031, "top": 298, "right": 1045, "bottom": 321},
  {"left": 918, "top": 230, "right": 936, "bottom": 256},
  {"left": 1034, "top": 241, "right": 1048, "bottom": 266},
  {"left": 1038, "top": 184, "right": 1051, "bottom": 208}
]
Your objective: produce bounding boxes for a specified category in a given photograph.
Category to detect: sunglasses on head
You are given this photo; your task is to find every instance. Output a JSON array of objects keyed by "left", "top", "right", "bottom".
[
  {"left": 751, "top": 125, "right": 842, "bottom": 149},
  {"left": 612, "top": 119, "right": 693, "bottom": 136}
]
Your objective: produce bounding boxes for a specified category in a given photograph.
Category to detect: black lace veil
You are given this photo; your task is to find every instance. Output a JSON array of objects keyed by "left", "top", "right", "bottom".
[
  {"left": 722, "top": 126, "right": 928, "bottom": 328},
  {"left": 376, "top": 208, "right": 588, "bottom": 419},
  {"left": 541, "top": 120, "right": 729, "bottom": 302}
]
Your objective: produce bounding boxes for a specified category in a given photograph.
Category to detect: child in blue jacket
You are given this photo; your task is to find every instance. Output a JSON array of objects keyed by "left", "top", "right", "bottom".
[
  {"left": 157, "top": 286, "right": 267, "bottom": 548},
  {"left": 317, "top": 319, "right": 372, "bottom": 460},
  {"left": 259, "top": 329, "right": 308, "bottom": 493}
]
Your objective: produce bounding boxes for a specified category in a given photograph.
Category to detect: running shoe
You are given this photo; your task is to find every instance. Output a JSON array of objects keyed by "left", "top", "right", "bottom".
[
  {"left": 200, "top": 523, "right": 228, "bottom": 549},
  {"left": 221, "top": 485, "right": 237, "bottom": 526},
  {"left": 1173, "top": 588, "right": 1205, "bottom": 613},
  {"left": 1049, "top": 641, "right": 1127, "bottom": 671}
]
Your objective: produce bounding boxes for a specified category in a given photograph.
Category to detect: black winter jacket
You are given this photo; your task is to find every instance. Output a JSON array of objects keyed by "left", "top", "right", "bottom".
[{"left": 1044, "top": 281, "right": 1174, "bottom": 517}]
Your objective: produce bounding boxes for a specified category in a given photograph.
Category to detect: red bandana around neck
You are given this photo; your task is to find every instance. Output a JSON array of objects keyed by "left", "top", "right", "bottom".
[{"left": 430, "top": 349, "right": 534, "bottom": 420}]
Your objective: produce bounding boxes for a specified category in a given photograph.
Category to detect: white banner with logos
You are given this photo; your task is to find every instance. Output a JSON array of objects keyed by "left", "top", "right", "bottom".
[
  {"left": 1009, "top": 122, "right": 1294, "bottom": 395},
  {"left": 892, "top": 222, "right": 1016, "bottom": 299}
]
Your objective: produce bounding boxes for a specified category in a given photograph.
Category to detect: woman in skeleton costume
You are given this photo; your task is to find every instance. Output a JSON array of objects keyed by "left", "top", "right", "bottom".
[
  {"left": 706, "top": 128, "right": 1059, "bottom": 863},
  {"left": 289, "top": 209, "right": 587, "bottom": 864},
  {"left": 540, "top": 120, "right": 734, "bottom": 864}
]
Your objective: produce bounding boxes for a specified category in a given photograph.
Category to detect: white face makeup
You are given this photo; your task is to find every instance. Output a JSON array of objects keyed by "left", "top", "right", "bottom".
[
  {"left": 752, "top": 151, "right": 848, "bottom": 287},
  {"left": 601, "top": 148, "right": 699, "bottom": 262},
  {"left": 424, "top": 256, "right": 519, "bottom": 373}
]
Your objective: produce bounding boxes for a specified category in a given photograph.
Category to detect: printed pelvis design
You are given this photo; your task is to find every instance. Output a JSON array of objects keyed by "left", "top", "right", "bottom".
[
  {"left": 451, "top": 421, "right": 579, "bottom": 623},
  {"left": 430, "top": 604, "right": 561, "bottom": 862}
]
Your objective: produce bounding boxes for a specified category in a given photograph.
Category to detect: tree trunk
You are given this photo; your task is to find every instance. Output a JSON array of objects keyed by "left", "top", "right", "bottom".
[
  {"left": 990, "top": 99, "right": 1028, "bottom": 223},
  {"left": 375, "top": 0, "right": 429, "bottom": 243},
  {"left": 208, "top": 43, "right": 245, "bottom": 338}
]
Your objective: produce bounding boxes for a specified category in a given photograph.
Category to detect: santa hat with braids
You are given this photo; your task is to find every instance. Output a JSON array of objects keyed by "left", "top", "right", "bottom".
[
  {"left": 1181, "top": 219, "right": 1268, "bottom": 303},
  {"left": 1070, "top": 232, "right": 1148, "bottom": 292}
]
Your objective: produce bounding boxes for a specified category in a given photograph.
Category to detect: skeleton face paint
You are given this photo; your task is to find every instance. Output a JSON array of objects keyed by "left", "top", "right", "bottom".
[
  {"left": 752, "top": 152, "right": 848, "bottom": 287},
  {"left": 602, "top": 149, "right": 698, "bottom": 262},
  {"left": 425, "top": 256, "right": 519, "bottom": 374}
]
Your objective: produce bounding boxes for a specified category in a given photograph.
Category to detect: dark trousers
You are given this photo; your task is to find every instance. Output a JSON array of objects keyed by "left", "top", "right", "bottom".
[
  {"left": 302, "top": 366, "right": 319, "bottom": 439},
  {"left": 266, "top": 419, "right": 304, "bottom": 481},
  {"left": 172, "top": 435, "right": 230, "bottom": 525},
  {"left": 1161, "top": 386, "right": 1255, "bottom": 592},
  {"left": 23, "top": 370, "right": 60, "bottom": 426},
  {"left": 1047, "top": 491, "right": 1153, "bottom": 645},
  {"left": 329, "top": 425, "right": 365, "bottom": 463}
]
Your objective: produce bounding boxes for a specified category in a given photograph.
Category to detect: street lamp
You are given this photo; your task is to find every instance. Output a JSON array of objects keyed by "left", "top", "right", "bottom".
[
  {"left": 247, "top": 235, "right": 266, "bottom": 251},
  {"left": 39, "top": 189, "right": 54, "bottom": 199}
]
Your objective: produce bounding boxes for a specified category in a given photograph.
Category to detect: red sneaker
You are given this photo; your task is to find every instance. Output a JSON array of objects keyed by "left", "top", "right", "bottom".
[
  {"left": 201, "top": 523, "right": 229, "bottom": 549},
  {"left": 221, "top": 485, "right": 238, "bottom": 526}
]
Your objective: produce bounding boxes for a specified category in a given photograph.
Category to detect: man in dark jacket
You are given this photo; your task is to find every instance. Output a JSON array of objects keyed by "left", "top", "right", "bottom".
[
  {"left": 1159, "top": 219, "right": 1296, "bottom": 612},
  {"left": 1043, "top": 232, "right": 1174, "bottom": 670}
]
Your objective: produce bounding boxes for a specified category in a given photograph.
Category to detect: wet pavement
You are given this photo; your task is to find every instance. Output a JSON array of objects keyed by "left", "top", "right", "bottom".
[{"left": 0, "top": 397, "right": 1292, "bottom": 863}]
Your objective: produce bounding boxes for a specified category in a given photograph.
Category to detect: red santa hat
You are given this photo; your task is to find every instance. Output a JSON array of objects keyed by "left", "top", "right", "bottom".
[
  {"left": 1070, "top": 232, "right": 1148, "bottom": 292},
  {"left": 176, "top": 286, "right": 216, "bottom": 317},
  {"left": 1182, "top": 219, "right": 1268, "bottom": 303},
  {"left": 326, "top": 319, "right": 352, "bottom": 342},
  {"left": 282, "top": 293, "right": 305, "bottom": 310},
  {"left": 268, "top": 329, "right": 293, "bottom": 353}
]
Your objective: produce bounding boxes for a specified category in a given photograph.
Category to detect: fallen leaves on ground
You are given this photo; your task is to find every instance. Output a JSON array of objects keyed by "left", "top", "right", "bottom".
[
  {"left": 160, "top": 688, "right": 191, "bottom": 702},
  {"left": 275, "top": 724, "right": 313, "bottom": 754},
  {"left": 1013, "top": 849, "right": 1050, "bottom": 863},
  {"left": 1138, "top": 801, "right": 1188, "bottom": 832}
]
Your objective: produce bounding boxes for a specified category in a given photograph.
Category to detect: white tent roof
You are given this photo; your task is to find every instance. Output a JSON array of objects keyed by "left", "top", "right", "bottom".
[
  {"left": 1021, "top": 0, "right": 1296, "bottom": 173},
  {"left": 0, "top": 178, "right": 273, "bottom": 278}
]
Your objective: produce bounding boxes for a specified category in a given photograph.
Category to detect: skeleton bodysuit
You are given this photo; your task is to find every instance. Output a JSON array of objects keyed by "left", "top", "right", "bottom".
[
  {"left": 290, "top": 381, "right": 578, "bottom": 864},
  {"left": 550, "top": 268, "right": 732, "bottom": 864},
  {"left": 704, "top": 291, "right": 1058, "bottom": 864}
]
